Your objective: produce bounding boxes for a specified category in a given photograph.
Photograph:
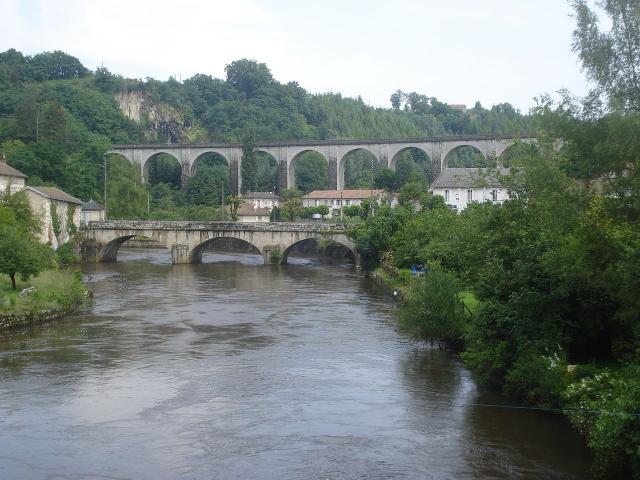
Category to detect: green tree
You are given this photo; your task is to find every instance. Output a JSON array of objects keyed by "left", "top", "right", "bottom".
[
  {"left": 572, "top": 0, "right": 640, "bottom": 111},
  {"left": 0, "top": 225, "right": 52, "bottom": 289},
  {"left": 399, "top": 268, "right": 466, "bottom": 349},
  {"left": 398, "top": 181, "right": 426, "bottom": 207},
  {"left": 374, "top": 168, "right": 396, "bottom": 191},
  {"left": 281, "top": 197, "right": 303, "bottom": 221}
]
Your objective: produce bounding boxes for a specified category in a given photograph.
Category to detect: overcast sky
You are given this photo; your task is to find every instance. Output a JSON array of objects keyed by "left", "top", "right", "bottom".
[{"left": 1, "top": 0, "right": 591, "bottom": 112}]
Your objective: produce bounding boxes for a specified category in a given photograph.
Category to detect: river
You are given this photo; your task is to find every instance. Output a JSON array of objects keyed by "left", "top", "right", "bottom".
[{"left": 0, "top": 249, "right": 591, "bottom": 479}]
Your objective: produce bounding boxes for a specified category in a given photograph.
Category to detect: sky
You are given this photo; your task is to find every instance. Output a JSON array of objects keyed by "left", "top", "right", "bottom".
[{"left": 1, "top": 0, "right": 591, "bottom": 112}]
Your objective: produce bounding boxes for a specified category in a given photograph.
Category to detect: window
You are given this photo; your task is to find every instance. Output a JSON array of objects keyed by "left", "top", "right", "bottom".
[
  {"left": 467, "top": 189, "right": 473, "bottom": 202},
  {"left": 491, "top": 189, "right": 498, "bottom": 202},
  {"left": 444, "top": 189, "right": 449, "bottom": 202},
  {"left": 315, "top": 200, "right": 319, "bottom": 206},
  {"left": 345, "top": 200, "right": 351, "bottom": 206}
]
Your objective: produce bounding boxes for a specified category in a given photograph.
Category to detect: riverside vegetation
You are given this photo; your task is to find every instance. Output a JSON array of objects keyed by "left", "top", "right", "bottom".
[
  {"left": 350, "top": 1, "right": 640, "bottom": 475},
  {"left": 0, "top": 188, "right": 86, "bottom": 322}
]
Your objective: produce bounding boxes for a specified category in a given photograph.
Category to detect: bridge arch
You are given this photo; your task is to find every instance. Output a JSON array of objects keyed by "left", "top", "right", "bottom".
[
  {"left": 143, "top": 152, "right": 183, "bottom": 188},
  {"left": 191, "top": 151, "right": 230, "bottom": 175},
  {"left": 389, "top": 146, "right": 431, "bottom": 171},
  {"left": 442, "top": 144, "right": 487, "bottom": 169},
  {"left": 281, "top": 235, "right": 356, "bottom": 265},
  {"left": 190, "top": 236, "right": 262, "bottom": 263},
  {"left": 288, "top": 149, "right": 329, "bottom": 191},
  {"left": 98, "top": 235, "right": 137, "bottom": 262},
  {"left": 338, "top": 148, "right": 380, "bottom": 190}
]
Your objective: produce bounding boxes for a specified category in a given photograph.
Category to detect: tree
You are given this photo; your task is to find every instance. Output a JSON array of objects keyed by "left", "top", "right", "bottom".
[
  {"left": 316, "top": 204, "right": 330, "bottom": 218},
  {"left": 0, "top": 188, "right": 41, "bottom": 235},
  {"left": 186, "top": 165, "right": 228, "bottom": 206},
  {"left": 342, "top": 205, "right": 363, "bottom": 218},
  {"left": 281, "top": 197, "right": 303, "bottom": 221},
  {"left": 572, "top": 0, "right": 640, "bottom": 111},
  {"left": 398, "top": 181, "right": 426, "bottom": 207},
  {"left": 294, "top": 152, "right": 328, "bottom": 193},
  {"left": 227, "top": 194, "right": 242, "bottom": 221},
  {"left": 0, "top": 225, "right": 52, "bottom": 289},
  {"left": 241, "top": 132, "right": 257, "bottom": 193},
  {"left": 374, "top": 168, "right": 396, "bottom": 191},
  {"left": 225, "top": 59, "right": 273, "bottom": 98},
  {"left": 281, "top": 187, "right": 303, "bottom": 200}
]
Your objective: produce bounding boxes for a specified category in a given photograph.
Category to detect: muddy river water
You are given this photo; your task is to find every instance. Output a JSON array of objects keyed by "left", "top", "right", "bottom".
[{"left": 0, "top": 249, "right": 591, "bottom": 479}]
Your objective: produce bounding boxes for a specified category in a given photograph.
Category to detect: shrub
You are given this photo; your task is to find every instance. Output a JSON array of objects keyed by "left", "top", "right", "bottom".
[
  {"left": 564, "top": 365, "right": 640, "bottom": 479},
  {"left": 398, "top": 268, "right": 465, "bottom": 349},
  {"left": 503, "top": 349, "right": 569, "bottom": 407},
  {"left": 269, "top": 248, "right": 282, "bottom": 263},
  {"left": 56, "top": 241, "right": 79, "bottom": 266}
]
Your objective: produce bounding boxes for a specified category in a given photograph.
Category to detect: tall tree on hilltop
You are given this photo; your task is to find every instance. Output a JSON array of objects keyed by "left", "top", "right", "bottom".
[{"left": 225, "top": 59, "right": 273, "bottom": 98}]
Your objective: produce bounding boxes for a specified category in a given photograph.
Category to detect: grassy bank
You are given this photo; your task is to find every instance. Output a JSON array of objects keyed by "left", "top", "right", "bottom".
[{"left": 0, "top": 269, "right": 88, "bottom": 314}]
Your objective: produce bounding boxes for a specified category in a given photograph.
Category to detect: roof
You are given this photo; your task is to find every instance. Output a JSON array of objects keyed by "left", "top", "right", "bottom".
[
  {"left": 81, "top": 199, "right": 105, "bottom": 211},
  {"left": 237, "top": 201, "right": 272, "bottom": 216},
  {"left": 26, "top": 186, "right": 83, "bottom": 204},
  {"left": 0, "top": 160, "right": 27, "bottom": 179},
  {"left": 243, "top": 191, "right": 279, "bottom": 200},
  {"left": 304, "top": 189, "right": 385, "bottom": 200},
  {"left": 431, "top": 168, "right": 509, "bottom": 189}
]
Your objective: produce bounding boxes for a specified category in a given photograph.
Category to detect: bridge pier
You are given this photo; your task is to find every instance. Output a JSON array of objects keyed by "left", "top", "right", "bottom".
[{"left": 171, "top": 244, "right": 191, "bottom": 264}]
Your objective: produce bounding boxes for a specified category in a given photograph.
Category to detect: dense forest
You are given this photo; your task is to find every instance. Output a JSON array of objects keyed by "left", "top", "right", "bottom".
[{"left": 0, "top": 49, "right": 531, "bottom": 218}]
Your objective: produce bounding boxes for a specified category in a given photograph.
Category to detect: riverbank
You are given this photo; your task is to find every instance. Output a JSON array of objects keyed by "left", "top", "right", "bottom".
[{"left": 0, "top": 269, "right": 90, "bottom": 330}]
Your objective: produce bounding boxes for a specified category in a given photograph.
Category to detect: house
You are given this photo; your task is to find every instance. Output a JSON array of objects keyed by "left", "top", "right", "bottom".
[
  {"left": 430, "top": 168, "right": 509, "bottom": 211},
  {"left": 303, "top": 189, "right": 389, "bottom": 218},
  {"left": 236, "top": 201, "right": 273, "bottom": 222},
  {"left": 81, "top": 199, "right": 106, "bottom": 222},
  {"left": 233, "top": 192, "right": 279, "bottom": 222},
  {"left": 243, "top": 191, "right": 279, "bottom": 210},
  {"left": 0, "top": 156, "right": 27, "bottom": 194},
  {"left": 25, "top": 186, "right": 83, "bottom": 248}
]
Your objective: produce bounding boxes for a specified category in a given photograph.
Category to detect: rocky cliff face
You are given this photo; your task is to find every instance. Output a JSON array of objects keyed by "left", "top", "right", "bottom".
[{"left": 115, "top": 91, "right": 206, "bottom": 143}]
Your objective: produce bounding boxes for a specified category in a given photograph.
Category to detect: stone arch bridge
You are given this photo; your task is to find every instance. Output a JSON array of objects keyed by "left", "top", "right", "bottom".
[
  {"left": 81, "top": 221, "right": 357, "bottom": 266},
  {"left": 106, "top": 135, "right": 533, "bottom": 193}
]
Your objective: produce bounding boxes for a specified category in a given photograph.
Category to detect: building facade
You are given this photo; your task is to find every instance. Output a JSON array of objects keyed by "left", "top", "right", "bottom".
[
  {"left": 0, "top": 157, "right": 27, "bottom": 194},
  {"left": 25, "top": 186, "right": 83, "bottom": 248},
  {"left": 81, "top": 200, "right": 106, "bottom": 222},
  {"left": 430, "top": 168, "right": 509, "bottom": 211},
  {"left": 303, "top": 189, "right": 389, "bottom": 218}
]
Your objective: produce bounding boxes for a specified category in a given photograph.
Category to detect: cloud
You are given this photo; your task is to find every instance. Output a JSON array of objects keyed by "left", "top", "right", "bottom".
[
  {"left": 2, "top": 0, "right": 288, "bottom": 80},
  {"left": 0, "top": 0, "right": 588, "bottom": 111}
]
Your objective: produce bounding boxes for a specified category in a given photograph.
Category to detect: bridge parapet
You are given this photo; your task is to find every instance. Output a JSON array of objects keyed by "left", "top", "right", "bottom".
[{"left": 83, "top": 220, "right": 350, "bottom": 233}]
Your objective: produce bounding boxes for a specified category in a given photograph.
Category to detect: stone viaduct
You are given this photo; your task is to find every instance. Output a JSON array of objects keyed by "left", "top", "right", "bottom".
[
  {"left": 81, "top": 221, "right": 357, "bottom": 266},
  {"left": 106, "top": 135, "right": 532, "bottom": 193}
]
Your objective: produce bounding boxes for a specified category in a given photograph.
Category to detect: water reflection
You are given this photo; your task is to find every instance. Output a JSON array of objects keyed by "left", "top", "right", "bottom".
[{"left": 0, "top": 249, "right": 591, "bottom": 479}]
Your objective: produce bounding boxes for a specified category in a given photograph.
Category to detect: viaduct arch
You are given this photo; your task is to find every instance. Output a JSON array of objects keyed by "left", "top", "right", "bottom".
[{"left": 106, "top": 135, "right": 534, "bottom": 194}]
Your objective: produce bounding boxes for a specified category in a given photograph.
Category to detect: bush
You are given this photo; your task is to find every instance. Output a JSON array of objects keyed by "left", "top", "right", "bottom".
[
  {"left": 564, "top": 365, "right": 640, "bottom": 479},
  {"left": 56, "top": 241, "right": 79, "bottom": 266},
  {"left": 398, "top": 268, "right": 465, "bottom": 349},
  {"left": 503, "top": 349, "right": 569, "bottom": 407},
  {"left": 269, "top": 248, "right": 282, "bottom": 263}
]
